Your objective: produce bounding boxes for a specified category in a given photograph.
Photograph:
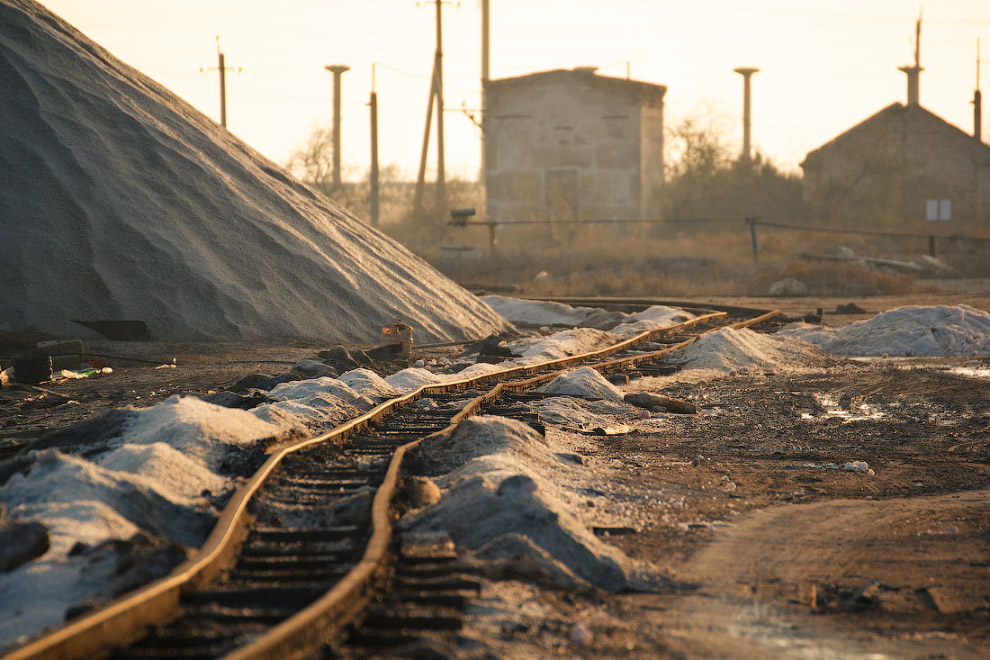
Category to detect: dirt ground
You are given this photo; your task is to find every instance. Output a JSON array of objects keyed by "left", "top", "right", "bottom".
[{"left": 2, "top": 286, "right": 989, "bottom": 658}]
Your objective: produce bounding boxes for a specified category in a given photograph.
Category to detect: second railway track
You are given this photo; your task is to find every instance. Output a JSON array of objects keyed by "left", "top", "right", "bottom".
[{"left": 6, "top": 302, "right": 778, "bottom": 660}]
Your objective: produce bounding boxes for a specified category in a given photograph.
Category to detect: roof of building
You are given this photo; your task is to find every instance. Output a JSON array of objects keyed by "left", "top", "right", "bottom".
[
  {"left": 801, "top": 102, "right": 990, "bottom": 169},
  {"left": 488, "top": 67, "right": 666, "bottom": 97}
]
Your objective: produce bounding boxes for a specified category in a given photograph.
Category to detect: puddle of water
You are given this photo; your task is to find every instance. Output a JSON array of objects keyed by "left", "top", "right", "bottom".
[
  {"left": 945, "top": 366, "right": 990, "bottom": 380},
  {"left": 801, "top": 393, "right": 886, "bottom": 422}
]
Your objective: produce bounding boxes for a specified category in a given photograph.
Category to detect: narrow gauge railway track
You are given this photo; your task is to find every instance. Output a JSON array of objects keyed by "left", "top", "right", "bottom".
[{"left": 7, "top": 304, "right": 778, "bottom": 660}]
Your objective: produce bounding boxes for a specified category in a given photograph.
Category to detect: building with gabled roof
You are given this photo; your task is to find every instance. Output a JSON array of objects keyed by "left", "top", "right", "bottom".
[
  {"left": 483, "top": 67, "right": 666, "bottom": 223},
  {"left": 800, "top": 26, "right": 990, "bottom": 228},
  {"left": 800, "top": 102, "right": 990, "bottom": 227}
]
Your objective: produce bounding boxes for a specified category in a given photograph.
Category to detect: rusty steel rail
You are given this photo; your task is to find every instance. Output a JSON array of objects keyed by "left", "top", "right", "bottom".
[{"left": 7, "top": 305, "right": 776, "bottom": 660}]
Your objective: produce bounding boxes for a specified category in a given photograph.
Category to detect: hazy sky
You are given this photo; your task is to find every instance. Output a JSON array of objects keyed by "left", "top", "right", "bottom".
[{"left": 37, "top": 1, "right": 990, "bottom": 180}]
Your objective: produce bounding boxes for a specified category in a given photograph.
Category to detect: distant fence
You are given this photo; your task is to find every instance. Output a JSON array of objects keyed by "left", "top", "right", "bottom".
[{"left": 450, "top": 214, "right": 990, "bottom": 263}]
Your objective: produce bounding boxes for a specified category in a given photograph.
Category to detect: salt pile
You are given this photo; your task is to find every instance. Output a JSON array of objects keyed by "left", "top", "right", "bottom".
[
  {"left": 0, "top": 395, "right": 286, "bottom": 648},
  {"left": 0, "top": 0, "right": 509, "bottom": 342},
  {"left": 403, "top": 416, "right": 659, "bottom": 591},
  {"left": 675, "top": 327, "right": 827, "bottom": 374},
  {"left": 778, "top": 305, "right": 990, "bottom": 357},
  {"left": 609, "top": 306, "right": 694, "bottom": 339},
  {"left": 481, "top": 296, "right": 626, "bottom": 329},
  {"left": 535, "top": 367, "right": 626, "bottom": 403}
]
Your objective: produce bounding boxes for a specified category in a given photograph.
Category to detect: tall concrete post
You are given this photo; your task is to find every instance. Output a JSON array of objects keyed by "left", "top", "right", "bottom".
[
  {"left": 734, "top": 67, "right": 759, "bottom": 161},
  {"left": 325, "top": 64, "right": 350, "bottom": 187}
]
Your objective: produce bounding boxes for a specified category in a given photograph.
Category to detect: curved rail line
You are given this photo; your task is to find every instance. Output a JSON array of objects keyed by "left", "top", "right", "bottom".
[{"left": 7, "top": 304, "right": 777, "bottom": 660}]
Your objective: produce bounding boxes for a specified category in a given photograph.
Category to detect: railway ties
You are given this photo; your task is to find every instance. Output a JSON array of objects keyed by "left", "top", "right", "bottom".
[
  {"left": 328, "top": 533, "right": 482, "bottom": 659},
  {"left": 9, "top": 304, "right": 780, "bottom": 660}
]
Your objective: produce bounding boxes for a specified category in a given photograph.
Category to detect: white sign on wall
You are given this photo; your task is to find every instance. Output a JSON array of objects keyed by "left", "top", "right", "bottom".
[{"left": 926, "top": 199, "right": 951, "bottom": 221}]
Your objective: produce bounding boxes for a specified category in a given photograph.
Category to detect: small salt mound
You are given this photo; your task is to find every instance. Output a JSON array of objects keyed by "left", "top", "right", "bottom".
[
  {"left": 677, "top": 327, "right": 826, "bottom": 373},
  {"left": 96, "top": 442, "right": 225, "bottom": 504},
  {"left": 385, "top": 367, "right": 443, "bottom": 392},
  {"left": 780, "top": 305, "right": 990, "bottom": 357},
  {"left": 339, "top": 368, "right": 401, "bottom": 400},
  {"left": 268, "top": 377, "right": 374, "bottom": 410},
  {"left": 536, "top": 367, "right": 625, "bottom": 403},
  {"left": 533, "top": 397, "right": 617, "bottom": 429},
  {"left": 449, "top": 362, "right": 506, "bottom": 380},
  {"left": 1, "top": 450, "right": 214, "bottom": 549},
  {"left": 403, "top": 417, "right": 657, "bottom": 591},
  {"left": 610, "top": 305, "right": 694, "bottom": 339},
  {"left": 511, "top": 328, "right": 616, "bottom": 360},
  {"left": 119, "top": 396, "right": 280, "bottom": 473},
  {"left": 481, "top": 296, "right": 626, "bottom": 329},
  {"left": 0, "top": 528, "right": 125, "bottom": 649},
  {"left": 251, "top": 393, "right": 360, "bottom": 431}
]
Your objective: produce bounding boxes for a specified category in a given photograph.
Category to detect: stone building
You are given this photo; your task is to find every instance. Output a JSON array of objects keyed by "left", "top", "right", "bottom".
[
  {"left": 483, "top": 67, "right": 666, "bottom": 223},
  {"left": 800, "top": 69, "right": 990, "bottom": 227}
]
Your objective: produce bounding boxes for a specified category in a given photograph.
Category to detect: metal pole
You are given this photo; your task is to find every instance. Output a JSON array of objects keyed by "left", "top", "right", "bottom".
[
  {"left": 369, "top": 91, "right": 380, "bottom": 228},
  {"left": 747, "top": 216, "right": 759, "bottom": 263},
  {"left": 218, "top": 52, "right": 227, "bottom": 128},
  {"left": 325, "top": 65, "right": 350, "bottom": 187},
  {"left": 414, "top": 61, "right": 438, "bottom": 215},
  {"left": 481, "top": 0, "right": 489, "bottom": 187},
  {"left": 434, "top": 0, "right": 446, "bottom": 212}
]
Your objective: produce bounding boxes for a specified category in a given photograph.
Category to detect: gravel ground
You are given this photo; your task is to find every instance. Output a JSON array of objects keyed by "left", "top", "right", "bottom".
[{"left": 2, "top": 290, "right": 989, "bottom": 658}]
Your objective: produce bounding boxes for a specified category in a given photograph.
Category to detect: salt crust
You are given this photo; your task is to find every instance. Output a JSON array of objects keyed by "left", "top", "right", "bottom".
[
  {"left": 777, "top": 304, "right": 990, "bottom": 357},
  {"left": 402, "top": 416, "right": 662, "bottom": 591},
  {"left": 0, "top": 0, "right": 509, "bottom": 343}
]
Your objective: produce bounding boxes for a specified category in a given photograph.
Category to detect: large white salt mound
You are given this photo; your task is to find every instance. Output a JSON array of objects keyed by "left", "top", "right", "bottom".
[
  {"left": 119, "top": 396, "right": 279, "bottom": 472},
  {"left": 0, "top": 0, "right": 510, "bottom": 342},
  {"left": 676, "top": 327, "right": 827, "bottom": 373},
  {"left": 535, "top": 367, "right": 625, "bottom": 403},
  {"left": 778, "top": 305, "right": 990, "bottom": 357}
]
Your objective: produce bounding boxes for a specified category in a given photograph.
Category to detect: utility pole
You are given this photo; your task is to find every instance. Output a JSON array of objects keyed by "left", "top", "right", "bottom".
[
  {"left": 974, "top": 39, "right": 984, "bottom": 142},
  {"left": 414, "top": 0, "right": 456, "bottom": 216},
  {"left": 734, "top": 67, "right": 759, "bottom": 161},
  {"left": 481, "top": 0, "right": 490, "bottom": 189},
  {"left": 325, "top": 65, "right": 350, "bottom": 187},
  {"left": 200, "top": 36, "right": 240, "bottom": 128},
  {"left": 369, "top": 64, "right": 380, "bottom": 228}
]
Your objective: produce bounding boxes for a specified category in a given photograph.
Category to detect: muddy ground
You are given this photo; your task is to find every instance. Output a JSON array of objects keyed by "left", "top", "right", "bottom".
[{"left": 1, "top": 288, "right": 989, "bottom": 658}]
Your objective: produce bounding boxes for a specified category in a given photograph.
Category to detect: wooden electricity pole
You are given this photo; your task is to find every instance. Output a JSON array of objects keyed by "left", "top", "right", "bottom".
[
  {"left": 369, "top": 65, "right": 380, "bottom": 228},
  {"left": 200, "top": 36, "right": 240, "bottom": 128},
  {"left": 414, "top": 0, "right": 455, "bottom": 216}
]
